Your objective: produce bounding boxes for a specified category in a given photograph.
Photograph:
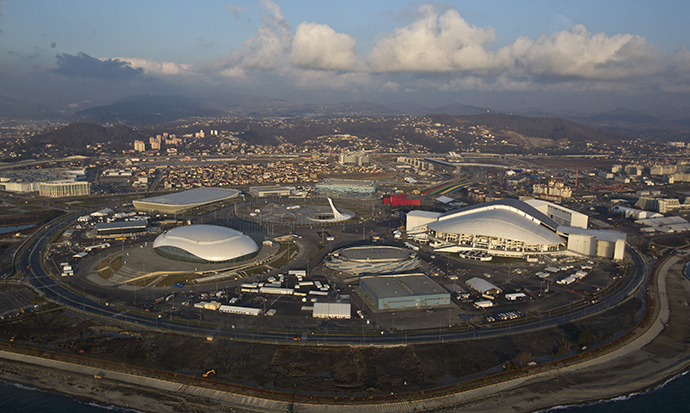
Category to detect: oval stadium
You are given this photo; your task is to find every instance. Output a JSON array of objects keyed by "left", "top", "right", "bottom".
[
  {"left": 153, "top": 224, "right": 258, "bottom": 263},
  {"left": 325, "top": 245, "right": 420, "bottom": 275}
]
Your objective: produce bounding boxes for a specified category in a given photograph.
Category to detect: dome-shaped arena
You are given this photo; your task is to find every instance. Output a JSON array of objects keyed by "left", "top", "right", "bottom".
[{"left": 153, "top": 224, "right": 258, "bottom": 263}]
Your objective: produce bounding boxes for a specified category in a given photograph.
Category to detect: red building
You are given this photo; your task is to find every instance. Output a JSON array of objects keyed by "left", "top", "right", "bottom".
[{"left": 384, "top": 192, "right": 421, "bottom": 207}]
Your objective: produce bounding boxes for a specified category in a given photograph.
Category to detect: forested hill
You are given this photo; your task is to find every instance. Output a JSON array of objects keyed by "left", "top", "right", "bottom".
[{"left": 32, "top": 122, "right": 144, "bottom": 150}]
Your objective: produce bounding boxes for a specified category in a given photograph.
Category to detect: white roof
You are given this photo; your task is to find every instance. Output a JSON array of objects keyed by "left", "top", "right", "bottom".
[
  {"left": 465, "top": 277, "right": 502, "bottom": 294},
  {"left": 429, "top": 205, "right": 564, "bottom": 246},
  {"left": 636, "top": 216, "right": 688, "bottom": 226},
  {"left": 91, "top": 208, "right": 114, "bottom": 216},
  {"left": 435, "top": 195, "right": 454, "bottom": 204},
  {"left": 667, "top": 223, "right": 690, "bottom": 232},
  {"left": 153, "top": 224, "right": 258, "bottom": 262},
  {"left": 134, "top": 188, "right": 240, "bottom": 207}
]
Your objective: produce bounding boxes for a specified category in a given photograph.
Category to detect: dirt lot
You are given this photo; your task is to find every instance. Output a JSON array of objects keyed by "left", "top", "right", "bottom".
[{"left": 0, "top": 295, "right": 642, "bottom": 397}]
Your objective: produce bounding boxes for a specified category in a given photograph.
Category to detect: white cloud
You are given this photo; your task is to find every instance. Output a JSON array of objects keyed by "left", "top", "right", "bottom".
[
  {"left": 240, "top": 0, "right": 292, "bottom": 69},
  {"left": 108, "top": 57, "right": 191, "bottom": 76},
  {"left": 225, "top": 3, "right": 247, "bottom": 19},
  {"left": 381, "top": 81, "right": 401, "bottom": 92},
  {"left": 290, "top": 22, "right": 358, "bottom": 70},
  {"left": 367, "top": 5, "right": 497, "bottom": 72},
  {"left": 194, "top": 0, "right": 291, "bottom": 80},
  {"left": 658, "top": 49, "right": 690, "bottom": 93},
  {"left": 286, "top": 68, "right": 375, "bottom": 91},
  {"left": 90, "top": 3, "right": 689, "bottom": 102},
  {"left": 362, "top": 5, "right": 664, "bottom": 90},
  {"left": 503, "top": 25, "right": 663, "bottom": 80}
]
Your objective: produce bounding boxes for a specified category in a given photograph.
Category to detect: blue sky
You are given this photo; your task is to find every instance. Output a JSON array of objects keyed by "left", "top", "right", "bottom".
[{"left": 2, "top": 0, "right": 690, "bottom": 113}]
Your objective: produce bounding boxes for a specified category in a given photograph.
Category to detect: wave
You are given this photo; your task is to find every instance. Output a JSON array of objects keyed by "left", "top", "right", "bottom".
[
  {"left": 536, "top": 369, "right": 689, "bottom": 412},
  {"left": 85, "top": 401, "right": 144, "bottom": 412},
  {"left": 2, "top": 380, "right": 52, "bottom": 393}
]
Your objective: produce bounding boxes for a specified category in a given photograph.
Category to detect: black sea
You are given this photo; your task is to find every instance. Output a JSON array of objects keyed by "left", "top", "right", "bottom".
[
  {"left": 2, "top": 371, "right": 689, "bottom": 412},
  {"left": 0, "top": 380, "right": 140, "bottom": 412},
  {"left": 541, "top": 370, "right": 690, "bottom": 412}
]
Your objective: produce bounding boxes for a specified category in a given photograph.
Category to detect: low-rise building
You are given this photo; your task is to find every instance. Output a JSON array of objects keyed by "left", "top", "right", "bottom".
[{"left": 360, "top": 274, "right": 450, "bottom": 310}]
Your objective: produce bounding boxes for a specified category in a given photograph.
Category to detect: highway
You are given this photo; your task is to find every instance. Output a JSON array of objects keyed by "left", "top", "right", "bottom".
[{"left": 16, "top": 215, "right": 650, "bottom": 346}]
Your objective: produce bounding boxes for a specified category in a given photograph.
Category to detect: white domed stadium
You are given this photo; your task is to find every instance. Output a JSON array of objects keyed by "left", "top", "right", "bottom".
[{"left": 153, "top": 224, "right": 258, "bottom": 263}]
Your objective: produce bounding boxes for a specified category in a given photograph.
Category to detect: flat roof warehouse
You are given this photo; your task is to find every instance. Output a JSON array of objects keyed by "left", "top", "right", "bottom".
[{"left": 360, "top": 273, "right": 450, "bottom": 310}]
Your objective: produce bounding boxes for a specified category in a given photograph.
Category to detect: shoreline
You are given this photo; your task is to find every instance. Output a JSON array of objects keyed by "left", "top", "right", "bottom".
[
  {"left": 0, "top": 256, "right": 687, "bottom": 412},
  {"left": 536, "top": 369, "right": 690, "bottom": 413}
]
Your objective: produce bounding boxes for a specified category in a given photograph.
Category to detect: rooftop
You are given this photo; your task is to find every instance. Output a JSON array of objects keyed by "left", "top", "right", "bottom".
[
  {"left": 95, "top": 220, "right": 148, "bottom": 230},
  {"left": 360, "top": 274, "right": 447, "bottom": 298},
  {"left": 134, "top": 187, "right": 240, "bottom": 207}
]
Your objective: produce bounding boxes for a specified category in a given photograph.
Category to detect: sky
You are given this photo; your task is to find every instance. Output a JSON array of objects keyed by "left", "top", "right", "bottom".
[{"left": 2, "top": 0, "right": 690, "bottom": 114}]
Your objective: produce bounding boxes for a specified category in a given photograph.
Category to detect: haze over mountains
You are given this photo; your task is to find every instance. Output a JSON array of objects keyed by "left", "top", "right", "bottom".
[{"left": 2, "top": 93, "right": 690, "bottom": 142}]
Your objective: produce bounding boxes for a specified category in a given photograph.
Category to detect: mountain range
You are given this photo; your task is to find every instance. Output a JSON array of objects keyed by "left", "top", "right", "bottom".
[{"left": 2, "top": 93, "right": 690, "bottom": 142}]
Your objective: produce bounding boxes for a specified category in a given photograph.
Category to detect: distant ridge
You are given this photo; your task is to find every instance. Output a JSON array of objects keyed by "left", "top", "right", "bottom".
[
  {"left": 33, "top": 122, "right": 144, "bottom": 149},
  {"left": 385, "top": 102, "right": 492, "bottom": 116},
  {"left": 71, "top": 95, "right": 222, "bottom": 125},
  {"left": 572, "top": 107, "right": 690, "bottom": 141}
]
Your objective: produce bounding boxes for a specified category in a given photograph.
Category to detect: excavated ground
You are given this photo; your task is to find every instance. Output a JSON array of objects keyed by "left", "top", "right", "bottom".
[{"left": 0, "top": 295, "right": 642, "bottom": 396}]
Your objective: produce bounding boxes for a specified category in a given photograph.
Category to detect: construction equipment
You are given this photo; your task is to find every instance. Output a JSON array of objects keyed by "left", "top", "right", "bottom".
[{"left": 202, "top": 369, "right": 216, "bottom": 377}]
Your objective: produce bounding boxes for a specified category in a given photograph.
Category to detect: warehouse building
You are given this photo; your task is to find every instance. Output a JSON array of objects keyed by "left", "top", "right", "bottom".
[
  {"left": 360, "top": 273, "right": 450, "bottom": 310},
  {"left": 133, "top": 187, "right": 241, "bottom": 214},
  {"left": 248, "top": 185, "right": 292, "bottom": 198}
]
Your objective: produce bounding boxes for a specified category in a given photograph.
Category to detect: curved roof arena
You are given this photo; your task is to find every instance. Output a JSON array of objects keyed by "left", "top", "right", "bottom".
[
  {"left": 153, "top": 224, "right": 258, "bottom": 263},
  {"left": 133, "top": 188, "right": 241, "bottom": 214},
  {"left": 429, "top": 199, "right": 564, "bottom": 246}
]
